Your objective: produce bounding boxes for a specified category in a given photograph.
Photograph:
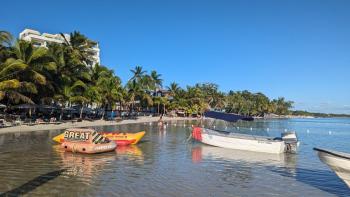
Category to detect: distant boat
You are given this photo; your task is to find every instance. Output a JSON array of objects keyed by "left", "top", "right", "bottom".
[
  {"left": 314, "top": 148, "right": 350, "bottom": 187},
  {"left": 192, "top": 111, "right": 299, "bottom": 154}
]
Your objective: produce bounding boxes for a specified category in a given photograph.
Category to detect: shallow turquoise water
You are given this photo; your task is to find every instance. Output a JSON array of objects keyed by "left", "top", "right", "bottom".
[{"left": 0, "top": 118, "right": 349, "bottom": 196}]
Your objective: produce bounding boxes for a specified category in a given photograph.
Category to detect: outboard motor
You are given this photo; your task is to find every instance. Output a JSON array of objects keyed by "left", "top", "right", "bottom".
[{"left": 281, "top": 131, "right": 299, "bottom": 153}]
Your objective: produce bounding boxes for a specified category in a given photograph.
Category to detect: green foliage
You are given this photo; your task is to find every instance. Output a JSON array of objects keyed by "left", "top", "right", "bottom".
[
  {"left": 226, "top": 91, "right": 294, "bottom": 116},
  {"left": 0, "top": 29, "right": 299, "bottom": 117},
  {"left": 291, "top": 110, "right": 350, "bottom": 118}
]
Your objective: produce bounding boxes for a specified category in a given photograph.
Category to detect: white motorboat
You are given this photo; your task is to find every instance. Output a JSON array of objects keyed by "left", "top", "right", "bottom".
[
  {"left": 193, "top": 127, "right": 298, "bottom": 154},
  {"left": 192, "top": 111, "right": 299, "bottom": 154},
  {"left": 314, "top": 147, "right": 350, "bottom": 187}
]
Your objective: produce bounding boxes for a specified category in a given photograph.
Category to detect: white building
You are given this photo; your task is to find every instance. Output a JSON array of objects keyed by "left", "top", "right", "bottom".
[{"left": 19, "top": 28, "right": 100, "bottom": 65}]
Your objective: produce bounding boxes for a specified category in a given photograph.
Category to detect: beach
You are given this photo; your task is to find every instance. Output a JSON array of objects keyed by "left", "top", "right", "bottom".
[{"left": 0, "top": 116, "right": 197, "bottom": 134}]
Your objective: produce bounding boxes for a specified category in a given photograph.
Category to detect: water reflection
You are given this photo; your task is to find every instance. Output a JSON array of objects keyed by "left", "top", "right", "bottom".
[
  {"left": 115, "top": 145, "right": 145, "bottom": 165},
  {"left": 0, "top": 119, "right": 349, "bottom": 196},
  {"left": 53, "top": 145, "right": 115, "bottom": 178},
  {"left": 191, "top": 144, "right": 297, "bottom": 169},
  {"left": 190, "top": 144, "right": 298, "bottom": 189},
  {"left": 53, "top": 144, "right": 145, "bottom": 179}
]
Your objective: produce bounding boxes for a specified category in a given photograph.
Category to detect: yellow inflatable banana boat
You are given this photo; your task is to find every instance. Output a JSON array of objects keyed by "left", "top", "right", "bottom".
[{"left": 53, "top": 130, "right": 145, "bottom": 146}]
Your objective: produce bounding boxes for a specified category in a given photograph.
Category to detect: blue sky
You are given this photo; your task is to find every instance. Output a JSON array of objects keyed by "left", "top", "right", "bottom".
[{"left": 1, "top": 0, "right": 350, "bottom": 114}]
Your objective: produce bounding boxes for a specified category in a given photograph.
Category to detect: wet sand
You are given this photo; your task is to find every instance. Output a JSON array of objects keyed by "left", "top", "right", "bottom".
[{"left": 0, "top": 116, "right": 197, "bottom": 134}]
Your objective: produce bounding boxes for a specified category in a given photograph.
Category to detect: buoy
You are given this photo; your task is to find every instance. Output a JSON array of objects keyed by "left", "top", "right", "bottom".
[
  {"left": 250, "top": 127, "right": 253, "bottom": 131},
  {"left": 267, "top": 128, "right": 269, "bottom": 131},
  {"left": 307, "top": 129, "right": 309, "bottom": 133},
  {"left": 329, "top": 131, "right": 332, "bottom": 135}
]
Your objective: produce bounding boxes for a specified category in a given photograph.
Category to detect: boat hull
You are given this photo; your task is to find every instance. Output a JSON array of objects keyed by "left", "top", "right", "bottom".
[
  {"left": 192, "top": 127, "right": 286, "bottom": 154},
  {"left": 62, "top": 141, "right": 116, "bottom": 154},
  {"left": 60, "top": 128, "right": 117, "bottom": 154},
  {"left": 314, "top": 148, "right": 350, "bottom": 187},
  {"left": 102, "top": 131, "right": 145, "bottom": 145}
]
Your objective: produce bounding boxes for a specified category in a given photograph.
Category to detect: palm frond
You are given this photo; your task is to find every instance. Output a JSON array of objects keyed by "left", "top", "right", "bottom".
[{"left": 0, "top": 79, "right": 21, "bottom": 90}]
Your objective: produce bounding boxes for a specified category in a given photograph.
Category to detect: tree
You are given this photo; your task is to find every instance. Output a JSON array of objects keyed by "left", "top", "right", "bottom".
[
  {"left": 185, "top": 86, "right": 207, "bottom": 115},
  {"left": 272, "top": 97, "right": 294, "bottom": 115},
  {"left": 69, "top": 80, "right": 89, "bottom": 118},
  {"left": 153, "top": 96, "right": 162, "bottom": 114},
  {"left": 0, "top": 58, "right": 36, "bottom": 104},
  {"left": 7, "top": 40, "right": 57, "bottom": 104},
  {"left": 0, "top": 31, "right": 12, "bottom": 47},
  {"left": 150, "top": 70, "right": 163, "bottom": 90},
  {"left": 0, "top": 31, "right": 13, "bottom": 63},
  {"left": 167, "top": 82, "right": 180, "bottom": 97},
  {"left": 61, "top": 31, "right": 98, "bottom": 67},
  {"left": 97, "top": 73, "right": 122, "bottom": 119},
  {"left": 126, "top": 80, "right": 142, "bottom": 112},
  {"left": 129, "top": 66, "right": 146, "bottom": 83}
]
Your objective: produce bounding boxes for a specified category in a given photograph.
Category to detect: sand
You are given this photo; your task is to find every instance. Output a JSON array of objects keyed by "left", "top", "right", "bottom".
[{"left": 0, "top": 116, "right": 198, "bottom": 134}]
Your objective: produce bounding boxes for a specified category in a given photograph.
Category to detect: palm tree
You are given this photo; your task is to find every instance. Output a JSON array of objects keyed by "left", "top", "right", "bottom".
[
  {"left": 61, "top": 31, "right": 98, "bottom": 67},
  {"left": 10, "top": 40, "right": 56, "bottom": 103},
  {"left": 153, "top": 96, "right": 162, "bottom": 114},
  {"left": 272, "top": 97, "right": 293, "bottom": 115},
  {"left": 0, "top": 58, "right": 36, "bottom": 104},
  {"left": 48, "top": 41, "right": 96, "bottom": 109},
  {"left": 160, "top": 96, "right": 168, "bottom": 115},
  {"left": 150, "top": 70, "right": 162, "bottom": 90},
  {"left": 167, "top": 82, "right": 180, "bottom": 97},
  {"left": 1, "top": 40, "right": 56, "bottom": 105},
  {"left": 127, "top": 66, "right": 156, "bottom": 112},
  {"left": 0, "top": 31, "right": 13, "bottom": 64},
  {"left": 139, "top": 74, "right": 152, "bottom": 91},
  {"left": 69, "top": 80, "right": 89, "bottom": 118},
  {"left": 126, "top": 80, "right": 142, "bottom": 112},
  {"left": 0, "top": 31, "right": 12, "bottom": 52},
  {"left": 129, "top": 66, "right": 146, "bottom": 83},
  {"left": 0, "top": 31, "right": 12, "bottom": 45},
  {"left": 97, "top": 74, "right": 122, "bottom": 119},
  {"left": 185, "top": 86, "right": 207, "bottom": 115}
]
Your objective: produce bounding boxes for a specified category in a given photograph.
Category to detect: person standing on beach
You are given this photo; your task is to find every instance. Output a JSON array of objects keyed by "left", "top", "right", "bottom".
[{"left": 158, "top": 114, "right": 163, "bottom": 126}]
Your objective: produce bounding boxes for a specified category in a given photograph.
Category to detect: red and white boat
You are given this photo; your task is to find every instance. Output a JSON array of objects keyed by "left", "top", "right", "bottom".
[{"left": 192, "top": 111, "right": 299, "bottom": 154}]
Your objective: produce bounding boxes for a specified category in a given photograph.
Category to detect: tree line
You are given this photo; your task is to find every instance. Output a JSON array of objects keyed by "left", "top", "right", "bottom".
[{"left": 0, "top": 30, "right": 294, "bottom": 118}]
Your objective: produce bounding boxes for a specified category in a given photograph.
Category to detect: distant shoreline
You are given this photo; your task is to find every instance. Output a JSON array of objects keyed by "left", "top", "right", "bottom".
[
  {"left": 1, "top": 114, "right": 347, "bottom": 135},
  {"left": 257, "top": 115, "right": 350, "bottom": 119},
  {"left": 0, "top": 116, "right": 197, "bottom": 135},
  {"left": 256, "top": 115, "right": 315, "bottom": 119}
]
